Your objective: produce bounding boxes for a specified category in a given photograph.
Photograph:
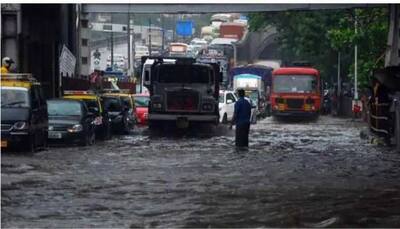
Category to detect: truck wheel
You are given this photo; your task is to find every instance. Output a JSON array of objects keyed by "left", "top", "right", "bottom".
[{"left": 24, "top": 135, "right": 36, "bottom": 153}]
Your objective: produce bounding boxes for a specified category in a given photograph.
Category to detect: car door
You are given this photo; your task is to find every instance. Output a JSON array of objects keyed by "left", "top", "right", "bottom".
[{"left": 226, "top": 93, "right": 236, "bottom": 120}]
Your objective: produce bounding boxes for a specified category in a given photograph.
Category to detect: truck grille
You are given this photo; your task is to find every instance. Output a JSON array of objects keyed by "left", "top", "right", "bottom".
[
  {"left": 166, "top": 90, "right": 199, "bottom": 112},
  {"left": 1, "top": 124, "right": 13, "bottom": 131},
  {"left": 286, "top": 99, "right": 304, "bottom": 109}
]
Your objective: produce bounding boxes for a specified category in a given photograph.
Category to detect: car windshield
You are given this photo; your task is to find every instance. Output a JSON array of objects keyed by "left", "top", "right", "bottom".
[
  {"left": 135, "top": 96, "right": 150, "bottom": 107},
  {"left": 82, "top": 99, "right": 99, "bottom": 111},
  {"left": 47, "top": 100, "right": 82, "bottom": 116},
  {"left": 156, "top": 64, "right": 211, "bottom": 84},
  {"left": 103, "top": 97, "right": 122, "bottom": 112},
  {"left": 273, "top": 75, "right": 317, "bottom": 93},
  {"left": 1, "top": 87, "right": 30, "bottom": 108}
]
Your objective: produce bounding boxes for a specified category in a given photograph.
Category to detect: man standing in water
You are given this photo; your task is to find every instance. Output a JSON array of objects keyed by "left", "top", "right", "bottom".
[{"left": 231, "top": 89, "right": 252, "bottom": 147}]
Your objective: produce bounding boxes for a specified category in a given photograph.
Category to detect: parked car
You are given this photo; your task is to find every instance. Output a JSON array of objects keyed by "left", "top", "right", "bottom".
[
  {"left": 219, "top": 90, "right": 237, "bottom": 124},
  {"left": 47, "top": 99, "right": 96, "bottom": 146},
  {"left": 103, "top": 92, "right": 137, "bottom": 130},
  {"left": 63, "top": 91, "right": 112, "bottom": 140},
  {"left": 101, "top": 94, "right": 135, "bottom": 133},
  {"left": 1, "top": 74, "right": 48, "bottom": 152},
  {"left": 134, "top": 94, "right": 150, "bottom": 125}
]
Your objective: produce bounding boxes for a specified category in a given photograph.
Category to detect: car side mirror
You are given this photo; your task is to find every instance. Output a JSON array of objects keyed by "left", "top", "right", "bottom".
[{"left": 227, "top": 99, "right": 233, "bottom": 104}]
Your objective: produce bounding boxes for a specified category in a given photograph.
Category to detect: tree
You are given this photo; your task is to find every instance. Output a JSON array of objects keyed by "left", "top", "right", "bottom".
[{"left": 248, "top": 7, "right": 388, "bottom": 89}]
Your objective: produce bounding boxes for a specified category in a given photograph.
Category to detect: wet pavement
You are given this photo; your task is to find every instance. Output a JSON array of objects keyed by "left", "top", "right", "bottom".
[{"left": 2, "top": 116, "right": 400, "bottom": 228}]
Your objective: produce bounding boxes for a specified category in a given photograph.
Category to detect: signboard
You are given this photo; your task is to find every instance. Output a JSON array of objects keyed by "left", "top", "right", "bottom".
[
  {"left": 59, "top": 45, "right": 76, "bottom": 77},
  {"left": 176, "top": 20, "right": 193, "bottom": 37}
]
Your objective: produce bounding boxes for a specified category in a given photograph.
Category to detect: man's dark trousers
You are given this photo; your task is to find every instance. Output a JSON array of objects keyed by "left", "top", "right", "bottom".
[{"left": 235, "top": 123, "right": 250, "bottom": 147}]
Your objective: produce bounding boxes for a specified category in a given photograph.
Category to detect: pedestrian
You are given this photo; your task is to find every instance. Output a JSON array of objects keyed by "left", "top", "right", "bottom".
[
  {"left": 1, "top": 57, "right": 14, "bottom": 75},
  {"left": 230, "top": 89, "right": 252, "bottom": 147}
]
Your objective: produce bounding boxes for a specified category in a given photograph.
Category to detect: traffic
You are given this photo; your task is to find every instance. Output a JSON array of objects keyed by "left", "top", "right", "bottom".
[{"left": 1, "top": 5, "right": 400, "bottom": 228}]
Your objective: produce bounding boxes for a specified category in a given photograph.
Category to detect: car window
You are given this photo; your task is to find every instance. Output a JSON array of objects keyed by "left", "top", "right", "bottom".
[
  {"left": 103, "top": 97, "right": 122, "bottom": 112},
  {"left": 122, "top": 97, "right": 132, "bottom": 109},
  {"left": 1, "top": 87, "right": 30, "bottom": 108},
  {"left": 226, "top": 93, "right": 235, "bottom": 102}
]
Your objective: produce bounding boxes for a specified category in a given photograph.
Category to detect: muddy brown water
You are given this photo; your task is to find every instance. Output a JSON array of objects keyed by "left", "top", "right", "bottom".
[{"left": 2, "top": 116, "right": 400, "bottom": 228}]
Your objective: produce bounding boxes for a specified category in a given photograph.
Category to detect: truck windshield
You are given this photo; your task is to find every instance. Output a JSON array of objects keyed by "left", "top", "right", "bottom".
[
  {"left": 1, "top": 87, "right": 30, "bottom": 108},
  {"left": 156, "top": 65, "right": 211, "bottom": 84},
  {"left": 273, "top": 75, "right": 317, "bottom": 93}
]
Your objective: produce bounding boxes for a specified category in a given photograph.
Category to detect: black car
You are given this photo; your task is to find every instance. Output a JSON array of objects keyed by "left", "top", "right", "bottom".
[
  {"left": 101, "top": 95, "right": 133, "bottom": 134},
  {"left": 1, "top": 77, "right": 48, "bottom": 152},
  {"left": 47, "top": 99, "right": 96, "bottom": 146}
]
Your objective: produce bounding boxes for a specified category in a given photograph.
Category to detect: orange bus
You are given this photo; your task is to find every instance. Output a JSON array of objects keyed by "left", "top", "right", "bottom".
[{"left": 270, "top": 67, "right": 321, "bottom": 117}]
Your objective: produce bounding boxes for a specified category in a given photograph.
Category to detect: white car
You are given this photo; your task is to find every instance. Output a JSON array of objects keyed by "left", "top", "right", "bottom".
[
  {"left": 107, "top": 54, "right": 126, "bottom": 69},
  {"left": 135, "top": 46, "right": 149, "bottom": 58},
  {"left": 219, "top": 90, "right": 237, "bottom": 123}
]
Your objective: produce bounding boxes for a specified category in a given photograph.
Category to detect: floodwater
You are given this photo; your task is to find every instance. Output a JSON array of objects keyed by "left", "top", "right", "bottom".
[{"left": 2, "top": 116, "right": 400, "bottom": 228}]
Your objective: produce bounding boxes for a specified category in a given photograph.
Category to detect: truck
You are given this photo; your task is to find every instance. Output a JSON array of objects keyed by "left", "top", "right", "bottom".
[
  {"left": 219, "top": 22, "right": 247, "bottom": 41},
  {"left": 231, "top": 65, "right": 273, "bottom": 117},
  {"left": 270, "top": 66, "right": 322, "bottom": 118},
  {"left": 197, "top": 46, "right": 229, "bottom": 87},
  {"left": 141, "top": 56, "right": 222, "bottom": 129}
]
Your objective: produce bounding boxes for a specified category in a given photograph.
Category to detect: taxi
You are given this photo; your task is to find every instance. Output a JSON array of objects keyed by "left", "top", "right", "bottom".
[
  {"left": 101, "top": 91, "right": 136, "bottom": 133},
  {"left": 1, "top": 74, "right": 48, "bottom": 152},
  {"left": 63, "top": 91, "right": 112, "bottom": 140}
]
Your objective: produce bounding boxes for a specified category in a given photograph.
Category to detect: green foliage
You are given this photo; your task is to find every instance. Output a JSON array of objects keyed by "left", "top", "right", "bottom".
[{"left": 248, "top": 7, "right": 388, "bottom": 89}]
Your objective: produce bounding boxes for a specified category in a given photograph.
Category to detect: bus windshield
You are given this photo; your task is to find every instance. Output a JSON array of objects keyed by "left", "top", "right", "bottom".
[{"left": 273, "top": 75, "right": 317, "bottom": 93}]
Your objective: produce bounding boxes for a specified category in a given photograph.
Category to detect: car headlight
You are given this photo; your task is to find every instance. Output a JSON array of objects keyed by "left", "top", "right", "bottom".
[
  {"left": 13, "top": 121, "right": 28, "bottom": 130},
  {"left": 48, "top": 126, "right": 54, "bottom": 131},
  {"left": 67, "top": 124, "right": 83, "bottom": 133}
]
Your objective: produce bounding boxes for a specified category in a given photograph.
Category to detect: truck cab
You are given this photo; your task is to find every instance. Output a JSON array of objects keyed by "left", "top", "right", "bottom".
[{"left": 142, "top": 57, "right": 222, "bottom": 128}]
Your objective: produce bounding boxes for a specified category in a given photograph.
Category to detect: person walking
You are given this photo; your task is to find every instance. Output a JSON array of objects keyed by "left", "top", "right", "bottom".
[{"left": 230, "top": 89, "right": 252, "bottom": 147}]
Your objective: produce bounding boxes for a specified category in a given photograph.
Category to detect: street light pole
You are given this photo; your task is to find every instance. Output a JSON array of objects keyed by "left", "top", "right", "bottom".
[
  {"left": 354, "top": 13, "right": 358, "bottom": 100},
  {"left": 148, "top": 18, "right": 152, "bottom": 56}
]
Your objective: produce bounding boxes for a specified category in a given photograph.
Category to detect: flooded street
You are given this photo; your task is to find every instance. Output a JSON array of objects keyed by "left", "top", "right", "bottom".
[{"left": 2, "top": 116, "right": 400, "bottom": 228}]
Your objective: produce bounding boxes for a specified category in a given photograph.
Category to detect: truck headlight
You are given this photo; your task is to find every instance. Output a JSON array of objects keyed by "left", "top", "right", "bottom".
[
  {"left": 202, "top": 103, "right": 213, "bottom": 111},
  {"left": 13, "top": 121, "right": 29, "bottom": 130},
  {"left": 153, "top": 103, "right": 162, "bottom": 109},
  {"left": 67, "top": 124, "right": 83, "bottom": 133}
]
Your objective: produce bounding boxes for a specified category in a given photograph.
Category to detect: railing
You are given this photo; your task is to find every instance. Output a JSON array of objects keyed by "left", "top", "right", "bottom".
[{"left": 369, "top": 101, "right": 391, "bottom": 135}]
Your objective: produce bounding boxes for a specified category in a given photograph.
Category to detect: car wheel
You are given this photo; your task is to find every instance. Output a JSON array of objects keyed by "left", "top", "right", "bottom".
[{"left": 222, "top": 113, "right": 228, "bottom": 124}]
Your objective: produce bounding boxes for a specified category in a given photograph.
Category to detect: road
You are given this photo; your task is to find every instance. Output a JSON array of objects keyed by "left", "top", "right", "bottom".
[{"left": 2, "top": 116, "right": 400, "bottom": 228}]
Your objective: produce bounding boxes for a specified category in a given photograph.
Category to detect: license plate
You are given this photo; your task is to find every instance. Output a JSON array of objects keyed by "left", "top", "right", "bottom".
[
  {"left": 48, "top": 132, "right": 62, "bottom": 139},
  {"left": 1, "top": 140, "right": 7, "bottom": 148}
]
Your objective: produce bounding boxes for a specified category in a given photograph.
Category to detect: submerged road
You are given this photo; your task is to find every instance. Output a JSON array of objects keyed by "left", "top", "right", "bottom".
[{"left": 2, "top": 116, "right": 400, "bottom": 228}]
